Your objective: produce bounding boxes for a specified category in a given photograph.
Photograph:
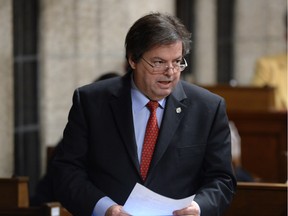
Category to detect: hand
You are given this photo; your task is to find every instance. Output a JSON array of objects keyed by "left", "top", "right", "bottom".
[
  {"left": 173, "top": 201, "right": 200, "bottom": 216},
  {"left": 105, "top": 205, "right": 130, "bottom": 216}
]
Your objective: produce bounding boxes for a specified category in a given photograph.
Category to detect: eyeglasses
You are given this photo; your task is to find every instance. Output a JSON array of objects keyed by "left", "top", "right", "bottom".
[{"left": 141, "top": 57, "right": 187, "bottom": 74}]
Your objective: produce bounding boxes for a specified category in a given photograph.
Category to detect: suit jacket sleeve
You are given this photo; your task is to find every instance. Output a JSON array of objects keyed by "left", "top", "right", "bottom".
[
  {"left": 52, "top": 88, "right": 105, "bottom": 216},
  {"left": 193, "top": 98, "right": 236, "bottom": 215}
]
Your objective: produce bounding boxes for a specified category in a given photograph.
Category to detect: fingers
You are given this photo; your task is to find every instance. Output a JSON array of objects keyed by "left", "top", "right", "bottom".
[
  {"left": 172, "top": 202, "right": 200, "bottom": 216},
  {"left": 105, "top": 205, "right": 130, "bottom": 216}
]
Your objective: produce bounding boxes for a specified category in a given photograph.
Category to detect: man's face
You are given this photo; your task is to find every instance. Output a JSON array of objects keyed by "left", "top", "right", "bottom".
[{"left": 129, "top": 41, "right": 183, "bottom": 101}]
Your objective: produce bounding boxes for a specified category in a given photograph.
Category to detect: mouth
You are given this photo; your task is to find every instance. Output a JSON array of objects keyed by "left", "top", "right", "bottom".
[
  {"left": 157, "top": 80, "right": 173, "bottom": 89},
  {"left": 158, "top": 80, "right": 172, "bottom": 85}
]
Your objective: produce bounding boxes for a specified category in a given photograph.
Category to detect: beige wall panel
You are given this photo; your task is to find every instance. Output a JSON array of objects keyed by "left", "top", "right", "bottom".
[
  {"left": 234, "top": 0, "right": 287, "bottom": 84},
  {"left": 0, "top": 0, "right": 13, "bottom": 177}
]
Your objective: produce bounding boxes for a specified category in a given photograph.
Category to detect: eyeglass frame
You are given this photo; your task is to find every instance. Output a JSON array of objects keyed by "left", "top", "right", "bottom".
[{"left": 141, "top": 57, "right": 188, "bottom": 74}]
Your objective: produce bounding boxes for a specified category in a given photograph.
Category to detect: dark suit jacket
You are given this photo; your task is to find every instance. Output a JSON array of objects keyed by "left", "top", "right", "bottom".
[{"left": 52, "top": 72, "right": 236, "bottom": 216}]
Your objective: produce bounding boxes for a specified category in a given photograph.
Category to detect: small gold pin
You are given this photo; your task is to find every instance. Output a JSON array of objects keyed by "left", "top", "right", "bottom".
[{"left": 176, "top": 107, "right": 182, "bottom": 113}]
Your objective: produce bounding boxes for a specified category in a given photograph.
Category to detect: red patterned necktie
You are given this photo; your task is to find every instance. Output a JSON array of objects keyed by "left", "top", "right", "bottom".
[{"left": 140, "top": 101, "right": 159, "bottom": 181}]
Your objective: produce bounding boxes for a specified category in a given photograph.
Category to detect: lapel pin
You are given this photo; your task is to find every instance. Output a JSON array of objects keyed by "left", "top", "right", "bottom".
[{"left": 176, "top": 107, "right": 182, "bottom": 113}]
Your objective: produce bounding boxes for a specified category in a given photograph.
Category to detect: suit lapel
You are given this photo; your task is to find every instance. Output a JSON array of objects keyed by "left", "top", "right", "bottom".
[
  {"left": 147, "top": 82, "right": 190, "bottom": 182},
  {"left": 109, "top": 77, "right": 191, "bottom": 182},
  {"left": 109, "top": 74, "right": 140, "bottom": 172}
]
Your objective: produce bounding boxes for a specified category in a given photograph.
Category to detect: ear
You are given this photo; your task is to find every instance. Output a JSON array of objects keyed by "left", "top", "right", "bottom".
[{"left": 128, "top": 57, "right": 136, "bottom": 69}]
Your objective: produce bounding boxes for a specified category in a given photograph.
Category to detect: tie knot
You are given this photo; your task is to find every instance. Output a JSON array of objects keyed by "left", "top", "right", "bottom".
[{"left": 147, "top": 101, "right": 159, "bottom": 112}]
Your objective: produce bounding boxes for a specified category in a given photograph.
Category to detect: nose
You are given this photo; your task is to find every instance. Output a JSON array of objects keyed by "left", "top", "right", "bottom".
[{"left": 164, "top": 66, "right": 175, "bottom": 75}]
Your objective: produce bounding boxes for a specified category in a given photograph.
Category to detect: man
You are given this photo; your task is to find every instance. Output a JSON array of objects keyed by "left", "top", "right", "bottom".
[{"left": 52, "top": 12, "right": 236, "bottom": 216}]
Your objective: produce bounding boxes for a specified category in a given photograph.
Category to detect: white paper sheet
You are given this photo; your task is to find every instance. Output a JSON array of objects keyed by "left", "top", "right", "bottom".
[{"left": 123, "top": 183, "right": 195, "bottom": 216}]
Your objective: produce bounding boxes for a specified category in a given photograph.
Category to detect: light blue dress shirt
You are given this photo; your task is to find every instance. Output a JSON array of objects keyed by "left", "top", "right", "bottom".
[
  {"left": 92, "top": 78, "right": 166, "bottom": 216},
  {"left": 131, "top": 80, "right": 166, "bottom": 161}
]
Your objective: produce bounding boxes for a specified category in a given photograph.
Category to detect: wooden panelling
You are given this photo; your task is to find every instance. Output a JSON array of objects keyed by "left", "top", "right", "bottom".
[
  {"left": 224, "top": 182, "right": 287, "bottom": 216},
  {"left": 202, "top": 85, "right": 286, "bottom": 182},
  {"left": 0, "top": 202, "right": 61, "bottom": 216},
  {"left": 0, "top": 177, "right": 71, "bottom": 216},
  {"left": 203, "top": 85, "right": 276, "bottom": 111},
  {"left": 0, "top": 177, "right": 29, "bottom": 208},
  {"left": 228, "top": 111, "right": 287, "bottom": 183}
]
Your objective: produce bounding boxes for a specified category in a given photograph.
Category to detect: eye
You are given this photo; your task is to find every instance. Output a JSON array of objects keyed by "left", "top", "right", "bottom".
[
  {"left": 174, "top": 59, "right": 182, "bottom": 66},
  {"left": 153, "top": 60, "right": 164, "bottom": 67}
]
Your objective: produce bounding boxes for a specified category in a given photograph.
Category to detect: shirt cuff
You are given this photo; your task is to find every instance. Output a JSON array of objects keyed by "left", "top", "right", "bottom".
[
  {"left": 92, "top": 196, "right": 117, "bottom": 216},
  {"left": 192, "top": 200, "right": 201, "bottom": 215}
]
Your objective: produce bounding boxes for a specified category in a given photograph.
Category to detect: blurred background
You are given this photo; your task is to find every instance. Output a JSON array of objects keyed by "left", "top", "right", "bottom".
[{"left": 0, "top": 0, "right": 286, "bottom": 197}]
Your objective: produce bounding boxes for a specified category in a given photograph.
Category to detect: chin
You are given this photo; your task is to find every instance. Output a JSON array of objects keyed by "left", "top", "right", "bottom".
[{"left": 157, "top": 90, "right": 172, "bottom": 98}]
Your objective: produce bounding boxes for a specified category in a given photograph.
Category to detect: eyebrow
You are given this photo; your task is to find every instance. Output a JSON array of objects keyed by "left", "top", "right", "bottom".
[{"left": 150, "top": 56, "right": 183, "bottom": 61}]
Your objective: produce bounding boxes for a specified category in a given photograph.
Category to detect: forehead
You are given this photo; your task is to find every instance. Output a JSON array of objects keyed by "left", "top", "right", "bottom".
[{"left": 144, "top": 41, "right": 183, "bottom": 59}]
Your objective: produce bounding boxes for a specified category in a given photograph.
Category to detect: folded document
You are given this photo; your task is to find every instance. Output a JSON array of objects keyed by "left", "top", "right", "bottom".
[{"left": 123, "top": 183, "right": 195, "bottom": 216}]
